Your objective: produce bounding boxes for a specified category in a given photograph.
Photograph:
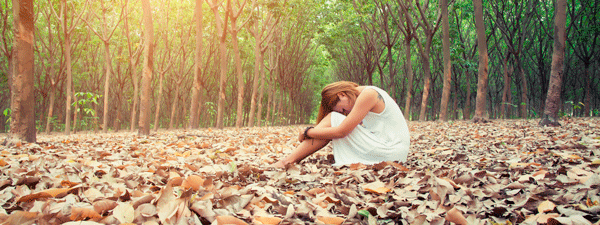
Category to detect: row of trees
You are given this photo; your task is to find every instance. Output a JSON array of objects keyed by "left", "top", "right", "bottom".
[
  {"left": 2, "top": 0, "right": 597, "bottom": 142},
  {"left": 320, "top": 0, "right": 598, "bottom": 121},
  {"left": 2, "top": 0, "right": 327, "bottom": 141}
]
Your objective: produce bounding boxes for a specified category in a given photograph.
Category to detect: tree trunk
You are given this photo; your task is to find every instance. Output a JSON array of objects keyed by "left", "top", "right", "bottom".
[
  {"left": 45, "top": 83, "right": 56, "bottom": 134},
  {"left": 518, "top": 65, "right": 528, "bottom": 118},
  {"left": 439, "top": 0, "right": 452, "bottom": 121},
  {"left": 464, "top": 69, "right": 471, "bottom": 119},
  {"left": 216, "top": 40, "right": 227, "bottom": 129},
  {"left": 63, "top": 0, "right": 73, "bottom": 135},
  {"left": 418, "top": 43, "right": 432, "bottom": 121},
  {"left": 256, "top": 68, "right": 266, "bottom": 126},
  {"left": 153, "top": 71, "right": 165, "bottom": 131},
  {"left": 232, "top": 31, "right": 245, "bottom": 128},
  {"left": 403, "top": 39, "right": 413, "bottom": 120},
  {"left": 189, "top": 0, "right": 204, "bottom": 129},
  {"left": 230, "top": 0, "right": 248, "bottom": 128},
  {"left": 501, "top": 55, "right": 511, "bottom": 119},
  {"left": 248, "top": 21, "right": 263, "bottom": 127},
  {"left": 473, "top": 0, "right": 489, "bottom": 122},
  {"left": 72, "top": 91, "right": 79, "bottom": 133},
  {"left": 129, "top": 61, "right": 139, "bottom": 131},
  {"left": 539, "top": 0, "right": 566, "bottom": 126},
  {"left": 102, "top": 41, "right": 111, "bottom": 132},
  {"left": 209, "top": 0, "right": 229, "bottom": 129},
  {"left": 9, "top": 0, "right": 36, "bottom": 143},
  {"left": 584, "top": 64, "right": 591, "bottom": 116},
  {"left": 169, "top": 90, "right": 180, "bottom": 129},
  {"left": 138, "top": 0, "right": 154, "bottom": 135},
  {"left": 265, "top": 76, "right": 274, "bottom": 126},
  {"left": 124, "top": 2, "right": 141, "bottom": 132}
]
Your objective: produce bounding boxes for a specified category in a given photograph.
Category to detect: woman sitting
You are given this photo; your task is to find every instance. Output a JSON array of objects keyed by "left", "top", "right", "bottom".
[{"left": 273, "top": 81, "right": 410, "bottom": 168}]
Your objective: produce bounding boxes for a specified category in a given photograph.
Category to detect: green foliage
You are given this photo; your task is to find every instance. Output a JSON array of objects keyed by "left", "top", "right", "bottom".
[
  {"left": 3, "top": 108, "right": 10, "bottom": 130},
  {"left": 2, "top": 0, "right": 597, "bottom": 132},
  {"left": 73, "top": 92, "right": 101, "bottom": 131},
  {"left": 563, "top": 101, "right": 586, "bottom": 117}
]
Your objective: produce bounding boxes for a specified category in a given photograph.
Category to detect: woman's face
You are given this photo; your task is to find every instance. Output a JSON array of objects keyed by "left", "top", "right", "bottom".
[{"left": 332, "top": 92, "right": 353, "bottom": 116}]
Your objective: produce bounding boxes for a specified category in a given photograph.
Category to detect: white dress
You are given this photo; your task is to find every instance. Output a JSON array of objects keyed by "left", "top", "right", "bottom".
[{"left": 330, "top": 86, "right": 410, "bottom": 166}]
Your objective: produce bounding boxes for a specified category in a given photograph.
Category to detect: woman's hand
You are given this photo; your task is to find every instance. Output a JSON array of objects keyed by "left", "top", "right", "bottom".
[
  {"left": 298, "top": 129, "right": 307, "bottom": 142},
  {"left": 298, "top": 126, "right": 314, "bottom": 142}
]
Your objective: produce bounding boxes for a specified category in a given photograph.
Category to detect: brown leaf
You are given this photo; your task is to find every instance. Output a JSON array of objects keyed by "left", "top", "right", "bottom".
[
  {"left": 362, "top": 181, "right": 391, "bottom": 194},
  {"left": 317, "top": 216, "right": 345, "bottom": 225},
  {"left": 0, "top": 211, "right": 38, "bottom": 225},
  {"left": 214, "top": 215, "right": 249, "bottom": 225},
  {"left": 70, "top": 207, "right": 102, "bottom": 221},
  {"left": 113, "top": 203, "right": 135, "bottom": 224},
  {"left": 0, "top": 158, "right": 8, "bottom": 166},
  {"left": 93, "top": 199, "right": 118, "bottom": 214},
  {"left": 181, "top": 175, "right": 204, "bottom": 191},
  {"left": 60, "top": 180, "right": 80, "bottom": 188},
  {"left": 136, "top": 203, "right": 157, "bottom": 217},
  {"left": 254, "top": 216, "right": 283, "bottom": 224},
  {"left": 538, "top": 200, "right": 556, "bottom": 213},
  {"left": 445, "top": 207, "right": 467, "bottom": 225},
  {"left": 16, "top": 192, "right": 52, "bottom": 203}
]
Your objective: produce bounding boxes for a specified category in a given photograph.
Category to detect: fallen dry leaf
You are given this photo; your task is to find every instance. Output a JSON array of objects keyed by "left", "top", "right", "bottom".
[
  {"left": 0, "top": 211, "right": 38, "bottom": 225},
  {"left": 445, "top": 207, "right": 468, "bottom": 225},
  {"left": 0, "top": 118, "right": 598, "bottom": 224},
  {"left": 70, "top": 207, "right": 102, "bottom": 221},
  {"left": 254, "top": 216, "right": 283, "bottom": 224},
  {"left": 113, "top": 203, "right": 135, "bottom": 224},
  {"left": 214, "top": 215, "right": 249, "bottom": 225},
  {"left": 539, "top": 200, "right": 557, "bottom": 213},
  {"left": 317, "top": 216, "right": 345, "bottom": 224},
  {"left": 362, "top": 181, "right": 392, "bottom": 194}
]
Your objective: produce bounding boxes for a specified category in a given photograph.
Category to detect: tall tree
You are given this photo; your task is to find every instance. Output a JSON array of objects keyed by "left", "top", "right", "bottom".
[
  {"left": 452, "top": 4, "right": 477, "bottom": 120},
  {"left": 439, "top": 0, "right": 452, "bottom": 121},
  {"left": 228, "top": 0, "right": 249, "bottom": 128},
  {"left": 413, "top": 0, "right": 442, "bottom": 121},
  {"left": 208, "top": 0, "right": 230, "bottom": 129},
  {"left": 83, "top": 0, "right": 125, "bottom": 132},
  {"left": 153, "top": 0, "right": 175, "bottom": 131},
  {"left": 122, "top": 0, "right": 144, "bottom": 131},
  {"left": 0, "top": 1, "right": 13, "bottom": 133},
  {"left": 9, "top": 0, "right": 35, "bottom": 143},
  {"left": 500, "top": 50, "right": 512, "bottom": 119},
  {"left": 41, "top": 3, "right": 61, "bottom": 134},
  {"left": 138, "top": 0, "right": 154, "bottom": 135},
  {"left": 568, "top": 0, "right": 599, "bottom": 116},
  {"left": 57, "top": 0, "right": 88, "bottom": 135},
  {"left": 189, "top": 0, "right": 205, "bottom": 129},
  {"left": 539, "top": 0, "right": 566, "bottom": 126},
  {"left": 395, "top": 0, "right": 416, "bottom": 119},
  {"left": 492, "top": 0, "right": 535, "bottom": 118},
  {"left": 372, "top": 0, "right": 401, "bottom": 98},
  {"left": 168, "top": 26, "right": 193, "bottom": 129},
  {"left": 247, "top": 1, "right": 279, "bottom": 127},
  {"left": 473, "top": 0, "right": 489, "bottom": 122}
]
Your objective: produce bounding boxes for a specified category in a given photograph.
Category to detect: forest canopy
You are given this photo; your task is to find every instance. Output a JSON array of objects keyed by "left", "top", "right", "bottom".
[{"left": 1, "top": 0, "right": 598, "bottom": 134}]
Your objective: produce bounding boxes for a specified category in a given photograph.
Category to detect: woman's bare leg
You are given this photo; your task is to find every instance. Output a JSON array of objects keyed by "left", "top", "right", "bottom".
[{"left": 272, "top": 113, "right": 333, "bottom": 168}]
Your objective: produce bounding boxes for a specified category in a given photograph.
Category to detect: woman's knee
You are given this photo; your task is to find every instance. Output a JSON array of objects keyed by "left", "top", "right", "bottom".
[
  {"left": 317, "top": 112, "right": 344, "bottom": 128},
  {"left": 316, "top": 112, "right": 334, "bottom": 128}
]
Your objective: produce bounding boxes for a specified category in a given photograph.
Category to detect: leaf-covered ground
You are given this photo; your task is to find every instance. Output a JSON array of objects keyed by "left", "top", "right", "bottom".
[{"left": 1, "top": 118, "right": 600, "bottom": 225}]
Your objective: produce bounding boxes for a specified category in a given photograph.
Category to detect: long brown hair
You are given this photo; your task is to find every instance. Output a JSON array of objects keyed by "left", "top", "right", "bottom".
[{"left": 316, "top": 81, "right": 360, "bottom": 123}]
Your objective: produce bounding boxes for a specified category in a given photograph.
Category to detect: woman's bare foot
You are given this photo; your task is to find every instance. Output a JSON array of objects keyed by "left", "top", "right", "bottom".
[{"left": 270, "top": 159, "right": 291, "bottom": 169}]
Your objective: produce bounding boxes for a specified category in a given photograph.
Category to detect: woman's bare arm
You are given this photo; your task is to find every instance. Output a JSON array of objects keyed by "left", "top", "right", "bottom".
[{"left": 306, "top": 88, "right": 379, "bottom": 139}]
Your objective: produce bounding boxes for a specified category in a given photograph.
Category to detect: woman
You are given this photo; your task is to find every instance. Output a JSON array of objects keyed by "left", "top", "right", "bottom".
[{"left": 273, "top": 81, "right": 410, "bottom": 168}]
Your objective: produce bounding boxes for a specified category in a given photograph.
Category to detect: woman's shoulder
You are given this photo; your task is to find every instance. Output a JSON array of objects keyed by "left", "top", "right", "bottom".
[
  {"left": 358, "top": 86, "right": 377, "bottom": 94},
  {"left": 359, "top": 86, "right": 386, "bottom": 95}
]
